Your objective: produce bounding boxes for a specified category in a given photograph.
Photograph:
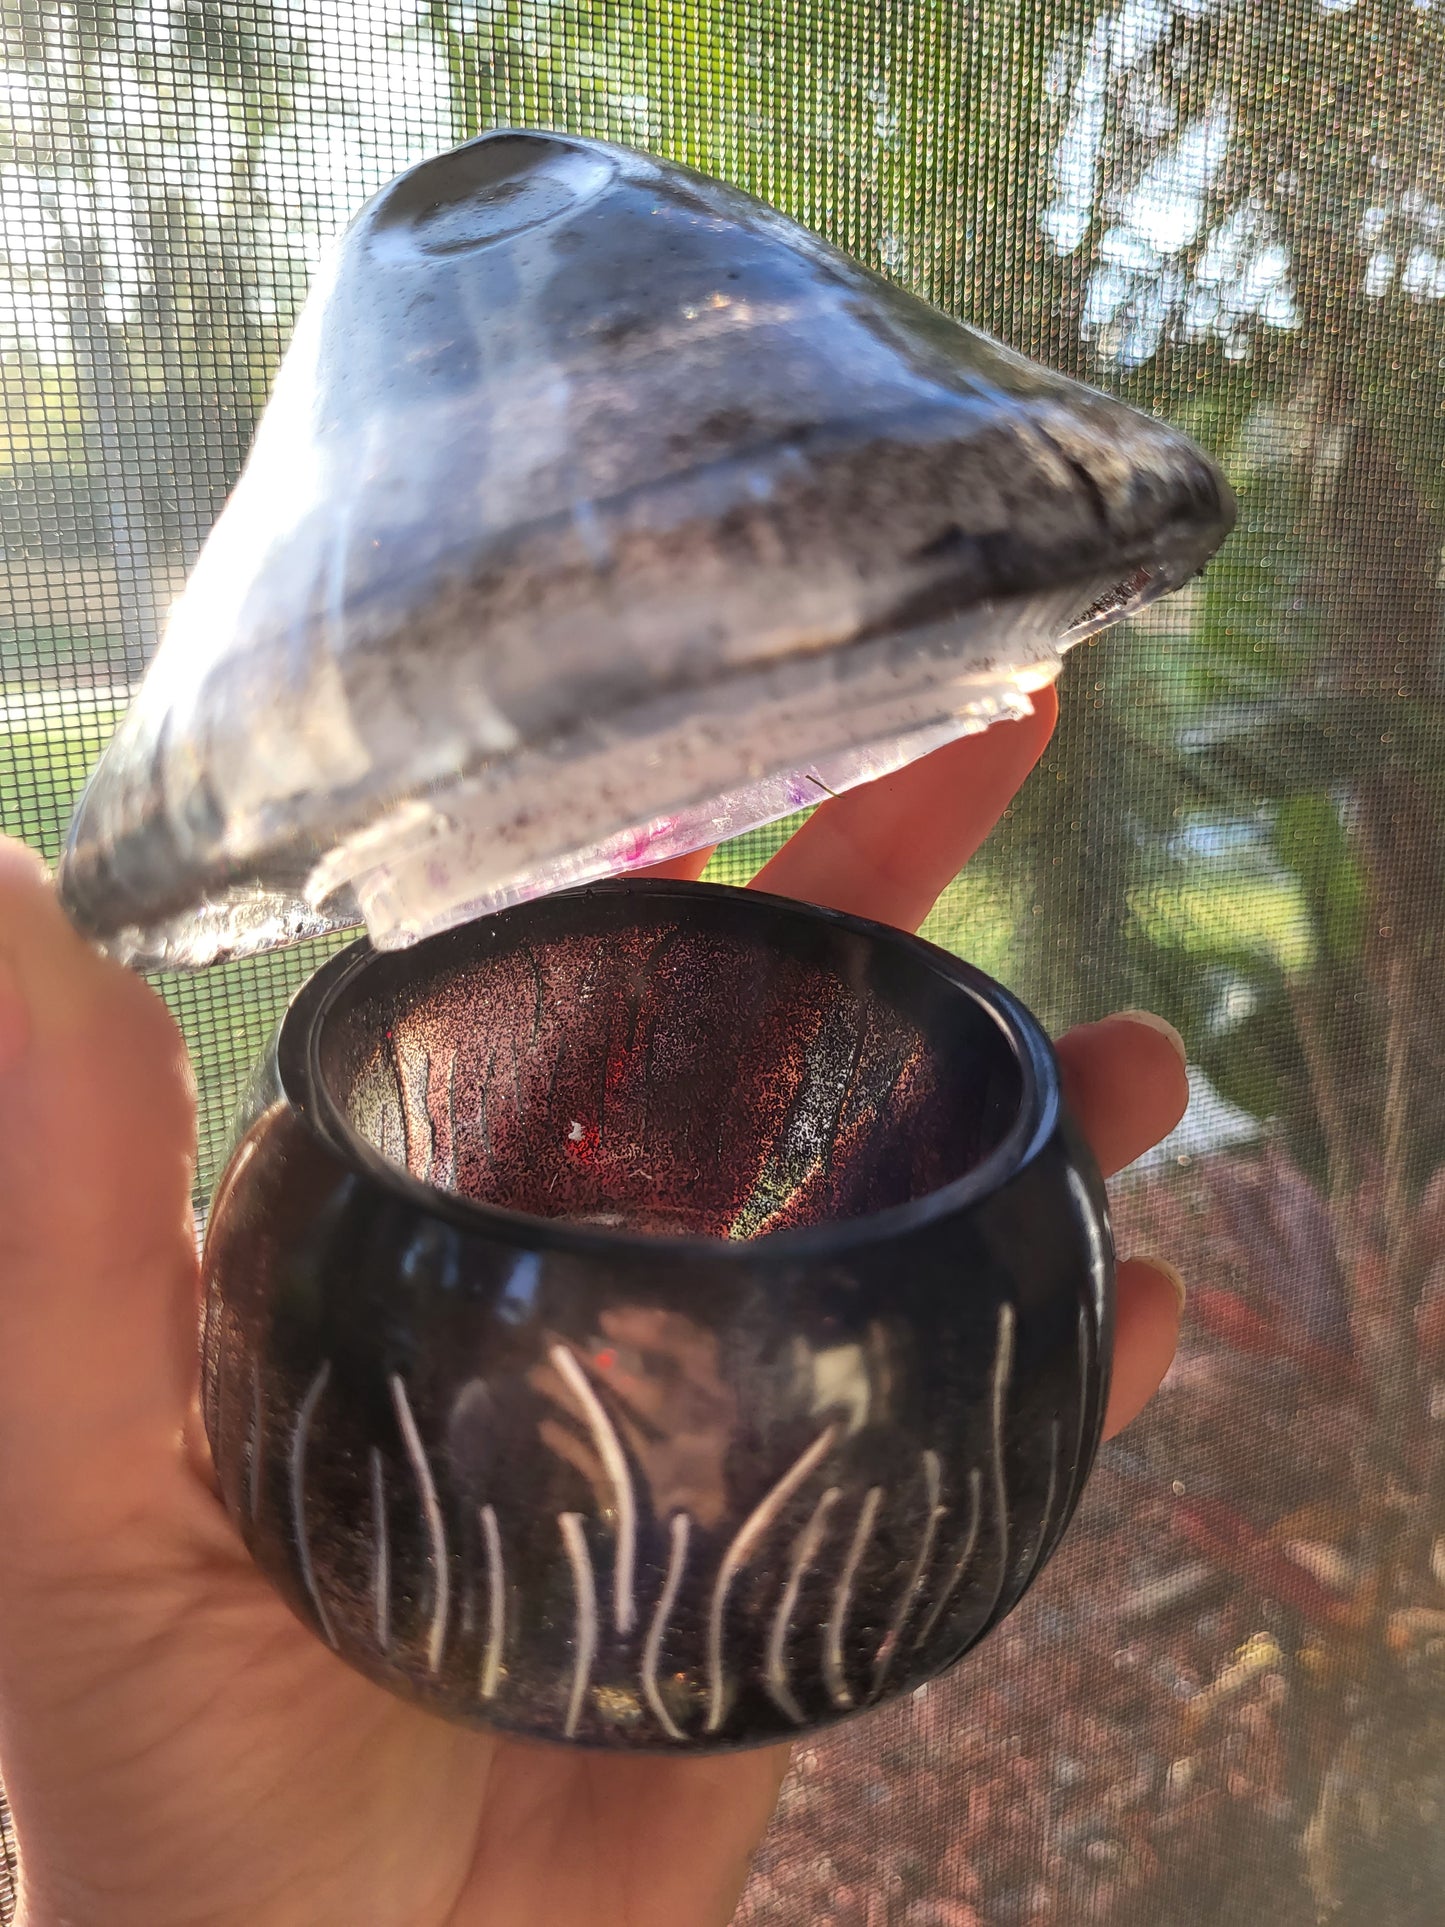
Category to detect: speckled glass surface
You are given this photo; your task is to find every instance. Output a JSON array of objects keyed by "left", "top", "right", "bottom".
[
  {"left": 331, "top": 897, "right": 1021, "bottom": 1235},
  {"left": 54, "top": 129, "right": 1225, "bottom": 971},
  {"left": 6, "top": 2, "right": 1445, "bottom": 1921}
]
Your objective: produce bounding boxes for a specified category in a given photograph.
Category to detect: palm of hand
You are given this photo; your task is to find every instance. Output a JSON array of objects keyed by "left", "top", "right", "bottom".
[{"left": 0, "top": 696, "right": 1188, "bottom": 1927}]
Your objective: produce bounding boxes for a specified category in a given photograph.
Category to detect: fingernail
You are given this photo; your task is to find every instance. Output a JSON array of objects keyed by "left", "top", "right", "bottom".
[
  {"left": 0, "top": 956, "right": 30, "bottom": 1074},
  {"left": 1117, "top": 1009, "right": 1187, "bottom": 1065},
  {"left": 1138, "top": 1256, "right": 1187, "bottom": 1314}
]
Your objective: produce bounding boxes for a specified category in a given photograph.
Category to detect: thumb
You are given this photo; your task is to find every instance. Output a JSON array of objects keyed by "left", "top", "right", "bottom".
[{"left": 0, "top": 836, "right": 200, "bottom": 1530}]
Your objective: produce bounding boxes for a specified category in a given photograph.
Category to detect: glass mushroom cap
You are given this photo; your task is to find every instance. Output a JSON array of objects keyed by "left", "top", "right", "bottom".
[{"left": 56, "top": 130, "right": 1232, "bottom": 972}]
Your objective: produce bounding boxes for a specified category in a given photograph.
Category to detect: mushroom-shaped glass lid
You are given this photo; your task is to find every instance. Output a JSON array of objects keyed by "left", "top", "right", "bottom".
[{"left": 58, "top": 130, "right": 1234, "bottom": 970}]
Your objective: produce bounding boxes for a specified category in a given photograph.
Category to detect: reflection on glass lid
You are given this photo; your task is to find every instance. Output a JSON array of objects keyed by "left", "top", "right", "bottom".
[{"left": 57, "top": 130, "right": 1235, "bottom": 970}]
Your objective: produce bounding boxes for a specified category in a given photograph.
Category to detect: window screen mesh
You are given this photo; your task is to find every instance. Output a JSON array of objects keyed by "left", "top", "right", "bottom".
[{"left": 3, "top": 3, "right": 1444, "bottom": 1922}]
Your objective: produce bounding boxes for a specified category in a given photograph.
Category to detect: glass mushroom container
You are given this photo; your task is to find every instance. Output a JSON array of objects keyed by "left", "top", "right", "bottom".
[{"left": 58, "top": 131, "right": 1233, "bottom": 1749}]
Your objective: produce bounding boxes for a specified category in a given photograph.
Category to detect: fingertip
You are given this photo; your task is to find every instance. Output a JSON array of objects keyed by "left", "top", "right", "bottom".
[
  {"left": 0, "top": 834, "right": 194, "bottom": 1271},
  {"left": 1114, "top": 1007, "right": 1187, "bottom": 1067},
  {"left": 631, "top": 846, "right": 716, "bottom": 883},
  {"left": 1113, "top": 1011, "right": 1191, "bottom": 1137},
  {"left": 0, "top": 833, "right": 97, "bottom": 996},
  {"left": 0, "top": 835, "right": 176, "bottom": 1052},
  {"left": 1102, "top": 1256, "right": 1185, "bottom": 1439},
  {"left": 0, "top": 834, "right": 51, "bottom": 888},
  {"left": 1142, "top": 1255, "right": 1187, "bottom": 1315},
  {"left": 1093, "top": 1009, "right": 1190, "bottom": 1092},
  {"left": 0, "top": 837, "right": 57, "bottom": 964},
  {"left": 1059, "top": 1011, "right": 1191, "bottom": 1178},
  {"left": 1027, "top": 679, "right": 1060, "bottom": 739},
  {"left": 749, "top": 681, "right": 1064, "bottom": 930}
]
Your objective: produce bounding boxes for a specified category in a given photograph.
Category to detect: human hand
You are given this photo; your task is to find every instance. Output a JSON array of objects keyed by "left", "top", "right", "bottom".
[{"left": 0, "top": 687, "right": 1187, "bottom": 1927}]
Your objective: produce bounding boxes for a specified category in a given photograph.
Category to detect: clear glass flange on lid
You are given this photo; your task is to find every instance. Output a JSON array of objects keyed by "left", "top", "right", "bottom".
[{"left": 57, "top": 130, "right": 1235, "bottom": 970}]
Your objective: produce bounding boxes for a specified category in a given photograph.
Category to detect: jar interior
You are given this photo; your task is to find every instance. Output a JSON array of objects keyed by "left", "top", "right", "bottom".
[{"left": 314, "top": 888, "right": 1027, "bottom": 1239}]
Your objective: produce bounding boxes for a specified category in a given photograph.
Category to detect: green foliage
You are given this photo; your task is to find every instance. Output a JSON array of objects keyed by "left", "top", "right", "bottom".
[
  {"left": 1275, "top": 790, "right": 1367, "bottom": 970},
  {"left": 998, "top": 0, "right": 1445, "bottom": 1176},
  {"left": 1, "top": 2, "right": 314, "bottom": 591},
  {"left": 1190, "top": 440, "right": 1322, "bottom": 708},
  {"left": 0, "top": 702, "right": 121, "bottom": 860},
  {"left": 412, "top": 0, "right": 1076, "bottom": 330}
]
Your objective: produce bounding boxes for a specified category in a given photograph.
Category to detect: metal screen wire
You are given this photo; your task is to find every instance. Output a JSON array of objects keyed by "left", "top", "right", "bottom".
[{"left": 5, "top": 4, "right": 1445, "bottom": 1922}]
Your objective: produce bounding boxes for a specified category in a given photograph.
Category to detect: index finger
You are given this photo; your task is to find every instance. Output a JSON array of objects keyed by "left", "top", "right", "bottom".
[{"left": 748, "top": 684, "right": 1059, "bottom": 931}]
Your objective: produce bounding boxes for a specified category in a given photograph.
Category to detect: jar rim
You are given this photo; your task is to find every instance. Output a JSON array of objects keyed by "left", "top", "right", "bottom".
[{"left": 279, "top": 876, "right": 1060, "bottom": 1262}]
